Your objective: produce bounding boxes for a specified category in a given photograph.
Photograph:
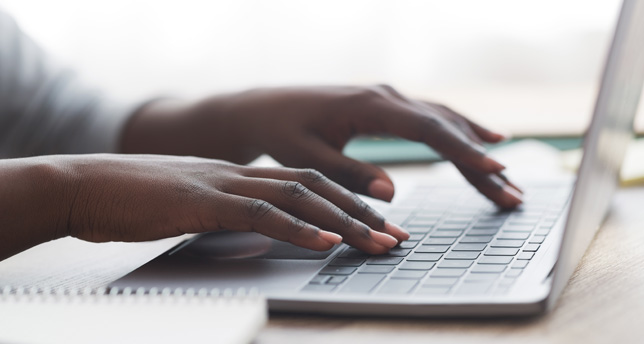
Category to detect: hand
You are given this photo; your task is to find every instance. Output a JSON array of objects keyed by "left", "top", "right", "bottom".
[
  {"left": 40, "top": 155, "right": 408, "bottom": 255},
  {"left": 122, "top": 85, "right": 522, "bottom": 208}
]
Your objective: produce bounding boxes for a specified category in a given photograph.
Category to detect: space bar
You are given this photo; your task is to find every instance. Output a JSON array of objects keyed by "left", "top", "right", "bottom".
[{"left": 338, "top": 274, "right": 386, "bottom": 293}]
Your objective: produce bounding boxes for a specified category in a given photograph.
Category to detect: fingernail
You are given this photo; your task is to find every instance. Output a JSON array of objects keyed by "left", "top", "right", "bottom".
[
  {"left": 368, "top": 179, "right": 395, "bottom": 202},
  {"left": 318, "top": 231, "right": 343, "bottom": 245},
  {"left": 503, "top": 185, "right": 523, "bottom": 204},
  {"left": 497, "top": 173, "right": 523, "bottom": 194},
  {"left": 498, "top": 132, "right": 512, "bottom": 141},
  {"left": 369, "top": 230, "right": 398, "bottom": 248},
  {"left": 484, "top": 157, "right": 506, "bottom": 172},
  {"left": 385, "top": 221, "right": 410, "bottom": 241}
]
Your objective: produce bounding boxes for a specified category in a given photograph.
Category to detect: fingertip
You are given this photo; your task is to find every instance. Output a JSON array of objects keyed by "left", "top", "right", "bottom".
[
  {"left": 318, "top": 230, "right": 343, "bottom": 245},
  {"left": 483, "top": 157, "right": 506, "bottom": 173},
  {"left": 367, "top": 179, "right": 395, "bottom": 202},
  {"left": 370, "top": 230, "right": 398, "bottom": 248},
  {"left": 501, "top": 185, "right": 523, "bottom": 208},
  {"left": 384, "top": 221, "right": 410, "bottom": 241}
]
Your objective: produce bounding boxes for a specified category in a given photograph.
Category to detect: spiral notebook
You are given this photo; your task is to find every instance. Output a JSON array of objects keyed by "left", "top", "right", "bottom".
[{"left": 0, "top": 286, "right": 267, "bottom": 344}]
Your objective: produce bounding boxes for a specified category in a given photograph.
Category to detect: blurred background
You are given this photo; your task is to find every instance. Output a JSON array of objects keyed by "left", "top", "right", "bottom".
[{"left": 2, "top": 0, "right": 641, "bottom": 136}]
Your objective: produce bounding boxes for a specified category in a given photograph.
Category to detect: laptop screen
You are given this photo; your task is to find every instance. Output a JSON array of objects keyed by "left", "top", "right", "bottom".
[{"left": 550, "top": 0, "right": 644, "bottom": 304}]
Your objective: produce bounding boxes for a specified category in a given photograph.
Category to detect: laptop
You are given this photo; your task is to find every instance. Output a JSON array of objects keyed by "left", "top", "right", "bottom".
[{"left": 111, "top": 0, "right": 644, "bottom": 317}]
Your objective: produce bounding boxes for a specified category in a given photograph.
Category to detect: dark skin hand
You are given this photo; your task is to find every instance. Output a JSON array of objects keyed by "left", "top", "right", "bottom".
[
  {"left": 0, "top": 85, "right": 522, "bottom": 261},
  {"left": 122, "top": 85, "right": 522, "bottom": 206}
]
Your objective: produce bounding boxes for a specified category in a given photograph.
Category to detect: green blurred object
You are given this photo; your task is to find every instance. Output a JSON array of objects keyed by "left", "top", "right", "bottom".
[{"left": 343, "top": 136, "right": 585, "bottom": 164}]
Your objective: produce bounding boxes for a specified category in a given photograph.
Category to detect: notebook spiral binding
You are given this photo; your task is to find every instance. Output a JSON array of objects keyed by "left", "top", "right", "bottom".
[{"left": 0, "top": 285, "right": 262, "bottom": 303}]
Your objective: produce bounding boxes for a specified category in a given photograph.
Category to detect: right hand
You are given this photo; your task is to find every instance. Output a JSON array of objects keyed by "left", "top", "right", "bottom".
[{"left": 55, "top": 154, "right": 409, "bottom": 254}]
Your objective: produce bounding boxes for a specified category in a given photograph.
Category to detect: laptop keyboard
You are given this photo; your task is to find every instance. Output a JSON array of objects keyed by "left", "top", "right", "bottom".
[{"left": 300, "top": 184, "right": 571, "bottom": 296}]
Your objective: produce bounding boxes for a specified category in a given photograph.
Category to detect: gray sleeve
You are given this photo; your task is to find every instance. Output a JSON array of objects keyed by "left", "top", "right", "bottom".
[{"left": 0, "top": 9, "right": 139, "bottom": 158}]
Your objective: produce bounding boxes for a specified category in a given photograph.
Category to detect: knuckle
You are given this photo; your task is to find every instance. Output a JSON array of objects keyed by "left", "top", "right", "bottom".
[
  {"left": 355, "top": 199, "right": 383, "bottom": 224},
  {"left": 376, "top": 83, "right": 397, "bottom": 95},
  {"left": 246, "top": 199, "right": 274, "bottom": 220},
  {"left": 337, "top": 210, "right": 355, "bottom": 228},
  {"left": 286, "top": 217, "right": 307, "bottom": 235},
  {"left": 298, "top": 168, "right": 325, "bottom": 184},
  {"left": 282, "top": 181, "right": 311, "bottom": 200}
]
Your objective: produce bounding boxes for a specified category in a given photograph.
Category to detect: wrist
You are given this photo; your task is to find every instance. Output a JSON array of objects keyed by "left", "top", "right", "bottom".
[{"left": 0, "top": 157, "right": 76, "bottom": 260}]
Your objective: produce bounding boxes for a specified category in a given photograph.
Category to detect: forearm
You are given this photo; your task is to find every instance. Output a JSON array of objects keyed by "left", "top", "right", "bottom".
[
  {"left": 119, "top": 95, "right": 260, "bottom": 164},
  {"left": 0, "top": 157, "right": 72, "bottom": 261}
]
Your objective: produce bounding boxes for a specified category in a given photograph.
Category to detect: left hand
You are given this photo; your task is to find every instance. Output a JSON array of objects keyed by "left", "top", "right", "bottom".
[{"left": 121, "top": 85, "right": 522, "bottom": 208}]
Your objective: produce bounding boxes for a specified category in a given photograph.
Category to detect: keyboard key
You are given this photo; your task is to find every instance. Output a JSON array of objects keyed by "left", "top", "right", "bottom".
[
  {"left": 338, "top": 274, "right": 386, "bottom": 293},
  {"left": 399, "top": 261, "right": 436, "bottom": 270},
  {"left": 438, "top": 260, "right": 474, "bottom": 268},
  {"left": 484, "top": 248, "right": 519, "bottom": 256},
  {"left": 497, "top": 232, "right": 530, "bottom": 240},
  {"left": 302, "top": 284, "right": 337, "bottom": 292},
  {"left": 386, "top": 213, "right": 409, "bottom": 226},
  {"left": 490, "top": 240, "right": 525, "bottom": 248},
  {"left": 408, "top": 227, "right": 432, "bottom": 234},
  {"left": 338, "top": 248, "right": 369, "bottom": 258},
  {"left": 423, "top": 237, "right": 456, "bottom": 245},
  {"left": 437, "top": 224, "right": 468, "bottom": 231},
  {"left": 445, "top": 251, "right": 480, "bottom": 260},
  {"left": 415, "top": 245, "right": 450, "bottom": 253},
  {"left": 398, "top": 241, "right": 419, "bottom": 249},
  {"left": 431, "top": 268, "right": 467, "bottom": 278},
  {"left": 463, "top": 273, "right": 501, "bottom": 282},
  {"left": 505, "top": 269, "right": 523, "bottom": 278},
  {"left": 534, "top": 228, "right": 551, "bottom": 236},
  {"left": 459, "top": 236, "right": 493, "bottom": 243},
  {"left": 391, "top": 270, "right": 427, "bottom": 279},
  {"left": 359, "top": 265, "right": 395, "bottom": 274},
  {"left": 407, "top": 253, "right": 443, "bottom": 261},
  {"left": 478, "top": 256, "right": 513, "bottom": 264},
  {"left": 327, "top": 276, "right": 347, "bottom": 284},
  {"left": 366, "top": 257, "right": 404, "bottom": 265},
  {"left": 430, "top": 231, "right": 463, "bottom": 238},
  {"left": 454, "top": 282, "right": 493, "bottom": 295},
  {"left": 466, "top": 229, "right": 499, "bottom": 236},
  {"left": 511, "top": 260, "right": 529, "bottom": 269},
  {"left": 502, "top": 225, "right": 534, "bottom": 232},
  {"left": 309, "top": 275, "right": 330, "bottom": 284},
  {"left": 416, "top": 286, "right": 451, "bottom": 295},
  {"left": 386, "top": 248, "right": 412, "bottom": 257},
  {"left": 452, "top": 243, "right": 487, "bottom": 251},
  {"left": 408, "top": 233, "right": 426, "bottom": 241},
  {"left": 329, "top": 258, "right": 365, "bottom": 267},
  {"left": 517, "top": 252, "right": 535, "bottom": 260},
  {"left": 407, "top": 219, "right": 438, "bottom": 227},
  {"left": 319, "top": 266, "right": 356, "bottom": 275},
  {"left": 377, "top": 279, "right": 418, "bottom": 294},
  {"left": 423, "top": 277, "right": 459, "bottom": 286},
  {"left": 529, "top": 235, "right": 546, "bottom": 244},
  {"left": 471, "top": 264, "right": 506, "bottom": 273},
  {"left": 523, "top": 244, "right": 541, "bottom": 252}
]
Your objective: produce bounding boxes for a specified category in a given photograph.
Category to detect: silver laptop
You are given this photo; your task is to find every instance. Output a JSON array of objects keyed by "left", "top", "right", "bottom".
[{"left": 112, "top": 0, "right": 644, "bottom": 317}]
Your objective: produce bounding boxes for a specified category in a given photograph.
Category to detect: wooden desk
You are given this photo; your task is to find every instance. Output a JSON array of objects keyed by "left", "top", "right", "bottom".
[{"left": 259, "top": 186, "right": 644, "bottom": 344}]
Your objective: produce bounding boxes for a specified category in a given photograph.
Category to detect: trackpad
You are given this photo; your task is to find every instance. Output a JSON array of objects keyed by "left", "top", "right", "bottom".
[{"left": 176, "top": 231, "right": 338, "bottom": 260}]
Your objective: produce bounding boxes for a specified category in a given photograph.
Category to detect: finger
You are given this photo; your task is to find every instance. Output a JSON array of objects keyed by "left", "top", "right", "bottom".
[
  {"left": 421, "top": 101, "right": 506, "bottom": 143},
  {"left": 241, "top": 166, "right": 409, "bottom": 241},
  {"left": 454, "top": 164, "right": 523, "bottom": 209},
  {"left": 277, "top": 137, "right": 397, "bottom": 202},
  {"left": 358, "top": 96, "right": 506, "bottom": 174},
  {"left": 227, "top": 177, "right": 398, "bottom": 254},
  {"left": 211, "top": 193, "right": 342, "bottom": 251}
]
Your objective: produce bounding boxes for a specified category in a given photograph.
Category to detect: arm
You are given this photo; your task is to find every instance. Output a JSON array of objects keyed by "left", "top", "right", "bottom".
[
  {"left": 121, "top": 86, "right": 523, "bottom": 208},
  {"left": 0, "top": 154, "right": 408, "bottom": 261}
]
